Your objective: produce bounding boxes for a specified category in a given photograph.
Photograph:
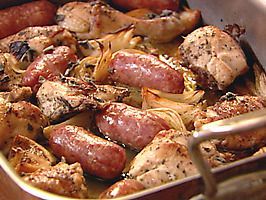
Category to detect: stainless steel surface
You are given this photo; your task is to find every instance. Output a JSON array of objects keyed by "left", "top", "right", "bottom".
[
  {"left": 188, "top": 109, "right": 266, "bottom": 199},
  {"left": 191, "top": 170, "right": 266, "bottom": 200},
  {"left": 187, "top": 0, "right": 266, "bottom": 69}
]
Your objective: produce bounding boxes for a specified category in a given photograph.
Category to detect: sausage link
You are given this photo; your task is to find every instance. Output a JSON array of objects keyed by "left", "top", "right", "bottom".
[
  {"left": 111, "top": 0, "right": 179, "bottom": 13},
  {"left": 0, "top": 1, "right": 56, "bottom": 39},
  {"left": 96, "top": 103, "right": 170, "bottom": 150},
  {"left": 109, "top": 50, "right": 184, "bottom": 94},
  {"left": 22, "top": 46, "right": 77, "bottom": 93},
  {"left": 49, "top": 125, "right": 126, "bottom": 180},
  {"left": 99, "top": 179, "right": 145, "bottom": 199}
]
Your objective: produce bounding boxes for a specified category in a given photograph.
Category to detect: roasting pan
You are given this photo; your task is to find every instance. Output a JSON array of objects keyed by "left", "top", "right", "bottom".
[{"left": 0, "top": 1, "right": 266, "bottom": 200}]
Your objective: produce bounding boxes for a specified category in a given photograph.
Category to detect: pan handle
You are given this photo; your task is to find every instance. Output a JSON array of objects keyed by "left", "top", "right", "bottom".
[{"left": 188, "top": 108, "right": 266, "bottom": 198}]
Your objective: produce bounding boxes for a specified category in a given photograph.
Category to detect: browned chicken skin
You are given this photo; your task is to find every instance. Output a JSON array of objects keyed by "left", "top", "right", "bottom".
[
  {"left": 128, "top": 129, "right": 228, "bottom": 188},
  {"left": 0, "top": 53, "right": 23, "bottom": 91},
  {"left": 37, "top": 77, "right": 100, "bottom": 122},
  {"left": 0, "top": 101, "right": 48, "bottom": 155},
  {"left": 179, "top": 26, "right": 248, "bottom": 90},
  {"left": 0, "top": 87, "right": 32, "bottom": 103},
  {"left": 56, "top": 1, "right": 200, "bottom": 42},
  {"left": 23, "top": 162, "right": 89, "bottom": 198},
  {"left": 195, "top": 93, "right": 266, "bottom": 150},
  {"left": 0, "top": 25, "right": 77, "bottom": 54},
  {"left": 8, "top": 135, "right": 55, "bottom": 175},
  {"left": 37, "top": 77, "right": 129, "bottom": 122}
]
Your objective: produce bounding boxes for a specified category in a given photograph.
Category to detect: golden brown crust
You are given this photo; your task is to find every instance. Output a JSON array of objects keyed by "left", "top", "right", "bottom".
[
  {"left": 23, "top": 162, "right": 89, "bottom": 198},
  {"left": 195, "top": 94, "right": 266, "bottom": 126},
  {"left": 179, "top": 26, "right": 248, "bottom": 90},
  {"left": 195, "top": 94, "right": 266, "bottom": 150},
  {"left": 8, "top": 135, "right": 55, "bottom": 175},
  {"left": 0, "top": 101, "right": 48, "bottom": 155},
  {"left": 56, "top": 1, "right": 200, "bottom": 42}
]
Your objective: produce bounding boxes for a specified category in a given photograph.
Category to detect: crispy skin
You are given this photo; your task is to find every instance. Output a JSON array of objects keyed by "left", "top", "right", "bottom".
[
  {"left": 128, "top": 129, "right": 228, "bottom": 188},
  {"left": 23, "top": 162, "right": 89, "bottom": 198},
  {"left": 195, "top": 94, "right": 266, "bottom": 150},
  {"left": 99, "top": 179, "right": 145, "bottom": 199},
  {"left": 0, "top": 1, "right": 56, "bottom": 39},
  {"left": 0, "top": 26, "right": 63, "bottom": 52},
  {"left": 56, "top": 1, "right": 200, "bottom": 42},
  {"left": 49, "top": 125, "right": 126, "bottom": 179},
  {"left": 0, "top": 87, "right": 32, "bottom": 103},
  {"left": 37, "top": 78, "right": 98, "bottom": 122},
  {"left": 0, "top": 101, "right": 48, "bottom": 155},
  {"left": 37, "top": 77, "right": 128, "bottom": 122},
  {"left": 8, "top": 135, "right": 55, "bottom": 175},
  {"left": 197, "top": 96, "right": 266, "bottom": 123},
  {"left": 96, "top": 102, "right": 170, "bottom": 150},
  {"left": 109, "top": 50, "right": 184, "bottom": 93},
  {"left": 0, "top": 25, "right": 77, "bottom": 54},
  {"left": 179, "top": 26, "right": 248, "bottom": 90},
  {"left": 0, "top": 53, "right": 23, "bottom": 91}
]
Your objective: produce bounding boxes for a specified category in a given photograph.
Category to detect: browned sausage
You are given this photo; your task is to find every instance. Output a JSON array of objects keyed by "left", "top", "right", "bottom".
[
  {"left": 109, "top": 50, "right": 184, "bottom": 94},
  {"left": 22, "top": 46, "right": 77, "bottom": 93},
  {"left": 111, "top": 0, "right": 179, "bottom": 13},
  {"left": 0, "top": 1, "right": 56, "bottom": 39},
  {"left": 99, "top": 179, "right": 145, "bottom": 199},
  {"left": 95, "top": 103, "right": 170, "bottom": 150},
  {"left": 49, "top": 125, "right": 126, "bottom": 180}
]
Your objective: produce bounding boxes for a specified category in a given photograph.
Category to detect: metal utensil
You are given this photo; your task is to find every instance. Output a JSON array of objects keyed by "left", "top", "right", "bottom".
[{"left": 188, "top": 109, "right": 266, "bottom": 199}]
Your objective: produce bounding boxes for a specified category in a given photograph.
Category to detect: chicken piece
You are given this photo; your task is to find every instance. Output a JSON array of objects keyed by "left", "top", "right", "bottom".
[
  {"left": 0, "top": 87, "right": 32, "bottom": 103},
  {"left": 128, "top": 129, "right": 227, "bottom": 188},
  {"left": 23, "top": 162, "right": 88, "bottom": 198},
  {"left": 179, "top": 26, "right": 248, "bottom": 90},
  {"left": 0, "top": 101, "right": 48, "bottom": 155},
  {"left": 37, "top": 77, "right": 99, "bottom": 122},
  {"left": 126, "top": 8, "right": 156, "bottom": 20},
  {"left": 0, "top": 25, "right": 77, "bottom": 55},
  {"left": 195, "top": 93, "right": 266, "bottom": 150},
  {"left": 36, "top": 77, "right": 129, "bottom": 122},
  {"left": 8, "top": 135, "right": 55, "bottom": 175},
  {"left": 56, "top": 1, "right": 200, "bottom": 42},
  {"left": 0, "top": 53, "right": 23, "bottom": 91}
]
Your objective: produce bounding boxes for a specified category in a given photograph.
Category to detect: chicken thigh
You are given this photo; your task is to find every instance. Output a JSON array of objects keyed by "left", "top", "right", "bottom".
[{"left": 179, "top": 26, "right": 248, "bottom": 90}]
